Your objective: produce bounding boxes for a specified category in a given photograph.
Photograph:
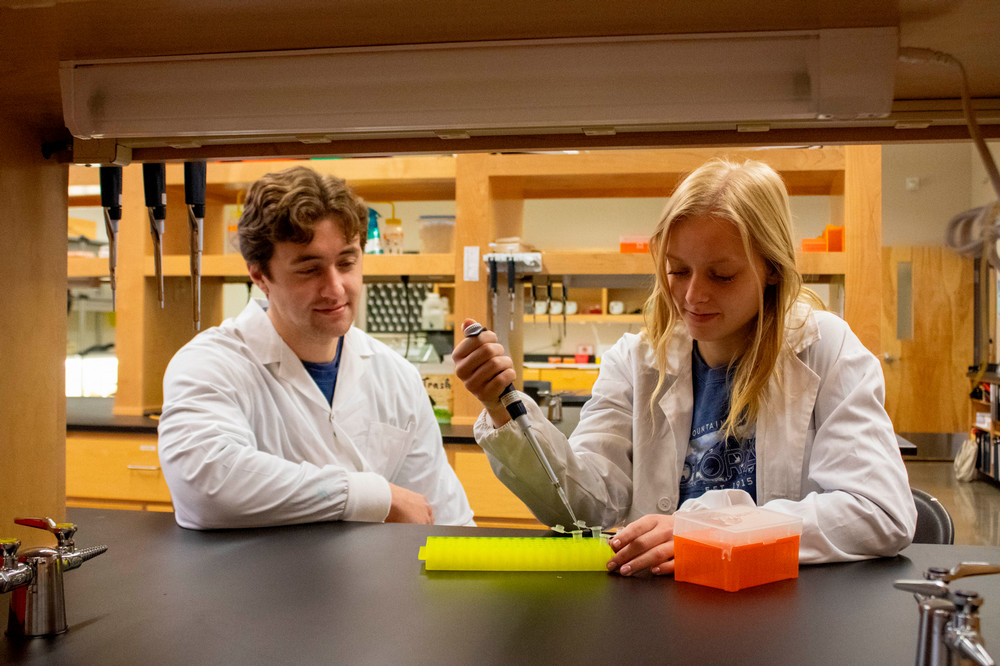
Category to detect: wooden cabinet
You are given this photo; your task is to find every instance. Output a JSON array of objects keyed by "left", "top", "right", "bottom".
[
  {"left": 445, "top": 445, "right": 545, "bottom": 529},
  {"left": 66, "top": 432, "right": 173, "bottom": 511},
  {"left": 69, "top": 145, "right": 882, "bottom": 427},
  {"left": 64, "top": 431, "right": 544, "bottom": 525}
]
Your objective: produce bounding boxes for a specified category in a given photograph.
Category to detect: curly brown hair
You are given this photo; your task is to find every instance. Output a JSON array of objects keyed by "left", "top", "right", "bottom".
[{"left": 238, "top": 165, "right": 368, "bottom": 277}]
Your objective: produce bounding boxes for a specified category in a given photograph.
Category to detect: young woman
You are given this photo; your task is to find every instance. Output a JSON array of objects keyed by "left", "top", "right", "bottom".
[{"left": 454, "top": 158, "right": 915, "bottom": 576}]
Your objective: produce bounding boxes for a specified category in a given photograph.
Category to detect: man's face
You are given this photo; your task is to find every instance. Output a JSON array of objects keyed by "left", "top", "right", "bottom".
[{"left": 248, "top": 216, "right": 363, "bottom": 361}]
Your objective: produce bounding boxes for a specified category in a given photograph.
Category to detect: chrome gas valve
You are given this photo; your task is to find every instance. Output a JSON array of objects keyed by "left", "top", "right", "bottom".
[
  {"left": 895, "top": 562, "right": 1000, "bottom": 666},
  {"left": 0, "top": 517, "right": 107, "bottom": 637}
]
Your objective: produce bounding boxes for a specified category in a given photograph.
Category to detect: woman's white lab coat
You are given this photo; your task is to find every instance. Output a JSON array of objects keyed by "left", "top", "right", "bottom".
[
  {"left": 159, "top": 300, "right": 474, "bottom": 529},
  {"left": 475, "top": 303, "right": 916, "bottom": 563}
]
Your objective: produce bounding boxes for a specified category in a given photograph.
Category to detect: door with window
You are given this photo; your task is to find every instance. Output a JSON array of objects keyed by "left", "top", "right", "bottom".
[{"left": 880, "top": 246, "right": 974, "bottom": 456}]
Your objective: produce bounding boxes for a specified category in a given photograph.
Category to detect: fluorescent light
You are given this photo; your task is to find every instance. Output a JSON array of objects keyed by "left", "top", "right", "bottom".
[{"left": 60, "top": 28, "right": 898, "bottom": 145}]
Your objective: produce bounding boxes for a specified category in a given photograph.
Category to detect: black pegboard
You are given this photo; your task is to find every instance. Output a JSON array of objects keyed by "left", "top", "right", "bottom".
[{"left": 365, "top": 282, "right": 432, "bottom": 333}]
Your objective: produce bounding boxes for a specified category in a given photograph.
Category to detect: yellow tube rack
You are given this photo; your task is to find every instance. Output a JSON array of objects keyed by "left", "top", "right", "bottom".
[{"left": 418, "top": 536, "right": 613, "bottom": 571}]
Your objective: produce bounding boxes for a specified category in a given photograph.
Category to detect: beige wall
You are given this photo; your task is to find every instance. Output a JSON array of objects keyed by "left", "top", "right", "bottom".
[
  {"left": 971, "top": 141, "right": 1000, "bottom": 207},
  {"left": 881, "top": 143, "right": 977, "bottom": 247},
  {"left": 0, "top": 117, "right": 68, "bottom": 545}
]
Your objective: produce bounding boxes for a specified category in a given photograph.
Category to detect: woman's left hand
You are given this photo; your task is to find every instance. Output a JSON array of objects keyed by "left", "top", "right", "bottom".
[{"left": 607, "top": 514, "right": 675, "bottom": 576}]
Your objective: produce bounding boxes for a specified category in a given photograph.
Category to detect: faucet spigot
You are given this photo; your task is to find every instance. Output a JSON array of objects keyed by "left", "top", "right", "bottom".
[
  {"left": 895, "top": 563, "right": 999, "bottom": 666},
  {"left": 2, "top": 517, "right": 108, "bottom": 638}
]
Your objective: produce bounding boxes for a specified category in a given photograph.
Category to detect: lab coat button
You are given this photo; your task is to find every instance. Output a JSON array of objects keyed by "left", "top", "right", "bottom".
[{"left": 657, "top": 498, "right": 672, "bottom": 511}]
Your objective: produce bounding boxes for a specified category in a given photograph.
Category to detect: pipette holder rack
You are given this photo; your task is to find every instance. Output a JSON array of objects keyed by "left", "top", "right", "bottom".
[
  {"left": 482, "top": 252, "right": 543, "bottom": 273},
  {"left": 1, "top": 517, "right": 108, "bottom": 637},
  {"left": 419, "top": 532, "right": 611, "bottom": 571},
  {"left": 894, "top": 562, "right": 1000, "bottom": 666}
]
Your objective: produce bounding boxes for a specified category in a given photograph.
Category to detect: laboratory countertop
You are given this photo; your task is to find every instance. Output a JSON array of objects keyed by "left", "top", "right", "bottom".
[
  {"left": 66, "top": 397, "right": 478, "bottom": 443},
  {"left": 2, "top": 508, "right": 998, "bottom": 665}
]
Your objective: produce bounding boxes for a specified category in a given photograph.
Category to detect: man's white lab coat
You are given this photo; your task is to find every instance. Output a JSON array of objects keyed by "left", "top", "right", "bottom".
[
  {"left": 159, "top": 300, "right": 474, "bottom": 529},
  {"left": 475, "top": 303, "right": 916, "bottom": 563}
]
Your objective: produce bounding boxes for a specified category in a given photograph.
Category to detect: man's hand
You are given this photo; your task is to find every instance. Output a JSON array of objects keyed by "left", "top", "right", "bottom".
[
  {"left": 386, "top": 483, "right": 434, "bottom": 524},
  {"left": 606, "top": 514, "right": 676, "bottom": 576}
]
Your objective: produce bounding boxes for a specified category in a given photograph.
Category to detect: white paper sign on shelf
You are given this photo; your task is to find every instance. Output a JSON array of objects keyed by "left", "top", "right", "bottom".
[{"left": 463, "top": 246, "right": 480, "bottom": 282}]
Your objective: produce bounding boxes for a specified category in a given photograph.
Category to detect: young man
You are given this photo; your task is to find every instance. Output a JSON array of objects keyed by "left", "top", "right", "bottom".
[{"left": 158, "top": 166, "right": 474, "bottom": 529}]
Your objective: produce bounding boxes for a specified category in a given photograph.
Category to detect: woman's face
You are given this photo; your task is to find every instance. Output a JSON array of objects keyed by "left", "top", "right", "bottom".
[{"left": 664, "top": 214, "right": 772, "bottom": 367}]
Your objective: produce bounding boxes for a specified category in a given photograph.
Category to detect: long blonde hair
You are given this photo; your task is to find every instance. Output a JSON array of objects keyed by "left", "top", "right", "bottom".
[{"left": 644, "top": 158, "right": 806, "bottom": 438}]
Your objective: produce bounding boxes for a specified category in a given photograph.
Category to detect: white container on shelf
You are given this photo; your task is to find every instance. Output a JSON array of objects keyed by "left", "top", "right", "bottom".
[
  {"left": 382, "top": 218, "right": 404, "bottom": 254},
  {"left": 418, "top": 215, "right": 455, "bottom": 253},
  {"left": 420, "top": 293, "right": 449, "bottom": 330}
]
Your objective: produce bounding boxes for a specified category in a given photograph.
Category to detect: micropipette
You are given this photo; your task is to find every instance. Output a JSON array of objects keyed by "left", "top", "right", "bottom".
[
  {"left": 142, "top": 163, "right": 167, "bottom": 308},
  {"left": 507, "top": 257, "right": 515, "bottom": 331},
  {"left": 463, "top": 321, "right": 579, "bottom": 526},
  {"left": 184, "top": 161, "right": 207, "bottom": 330},
  {"left": 98, "top": 166, "right": 122, "bottom": 310},
  {"left": 488, "top": 258, "right": 498, "bottom": 328}
]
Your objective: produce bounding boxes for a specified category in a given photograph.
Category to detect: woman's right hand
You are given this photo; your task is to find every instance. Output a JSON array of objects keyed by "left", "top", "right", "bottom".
[
  {"left": 453, "top": 319, "right": 516, "bottom": 428},
  {"left": 607, "top": 514, "right": 676, "bottom": 576}
]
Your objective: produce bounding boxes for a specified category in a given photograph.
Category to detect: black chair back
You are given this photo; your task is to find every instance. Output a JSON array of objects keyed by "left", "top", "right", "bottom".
[{"left": 911, "top": 487, "right": 955, "bottom": 545}]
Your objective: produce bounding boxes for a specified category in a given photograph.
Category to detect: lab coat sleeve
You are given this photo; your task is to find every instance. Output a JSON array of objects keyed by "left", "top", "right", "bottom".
[
  {"left": 475, "top": 340, "right": 636, "bottom": 529},
  {"left": 390, "top": 365, "right": 476, "bottom": 527},
  {"left": 760, "top": 320, "right": 916, "bottom": 563},
  {"left": 158, "top": 347, "right": 391, "bottom": 530}
]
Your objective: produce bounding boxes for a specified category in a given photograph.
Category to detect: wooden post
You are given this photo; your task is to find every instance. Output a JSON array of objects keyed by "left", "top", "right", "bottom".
[
  {"left": 844, "top": 145, "right": 883, "bottom": 355},
  {"left": 0, "top": 117, "right": 68, "bottom": 542}
]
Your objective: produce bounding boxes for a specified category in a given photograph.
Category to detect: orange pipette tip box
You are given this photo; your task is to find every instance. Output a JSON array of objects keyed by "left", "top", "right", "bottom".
[
  {"left": 619, "top": 235, "right": 650, "bottom": 253},
  {"left": 800, "top": 237, "right": 827, "bottom": 252},
  {"left": 673, "top": 505, "right": 802, "bottom": 592}
]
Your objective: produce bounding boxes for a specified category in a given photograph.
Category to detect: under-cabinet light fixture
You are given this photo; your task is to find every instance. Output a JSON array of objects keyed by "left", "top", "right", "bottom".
[{"left": 60, "top": 28, "right": 898, "bottom": 146}]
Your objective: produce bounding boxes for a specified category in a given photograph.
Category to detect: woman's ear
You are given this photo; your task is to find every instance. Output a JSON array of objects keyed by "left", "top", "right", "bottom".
[{"left": 765, "top": 266, "right": 780, "bottom": 285}]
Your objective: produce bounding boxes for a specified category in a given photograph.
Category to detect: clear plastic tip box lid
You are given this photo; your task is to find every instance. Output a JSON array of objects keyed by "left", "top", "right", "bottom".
[{"left": 674, "top": 505, "right": 803, "bottom": 551}]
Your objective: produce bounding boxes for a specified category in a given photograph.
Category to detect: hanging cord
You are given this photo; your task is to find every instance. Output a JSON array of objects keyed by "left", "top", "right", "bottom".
[
  {"left": 898, "top": 48, "right": 1000, "bottom": 261},
  {"left": 899, "top": 47, "right": 1000, "bottom": 382}
]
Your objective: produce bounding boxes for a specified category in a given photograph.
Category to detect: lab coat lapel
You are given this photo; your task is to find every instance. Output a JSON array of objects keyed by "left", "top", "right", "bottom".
[
  {"left": 329, "top": 329, "right": 376, "bottom": 472},
  {"left": 331, "top": 328, "right": 367, "bottom": 412},
  {"left": 756, "top": 306, "right": 821, "bottom": 502},
  {"left": 273, "top": 342, "right": 332, "bottom": 412},
  {"left": 241, "top": 299, "right": 338, "bottom": 413},
  {"left": 653, "top": 332, "right": 694, "bottom": 512}
]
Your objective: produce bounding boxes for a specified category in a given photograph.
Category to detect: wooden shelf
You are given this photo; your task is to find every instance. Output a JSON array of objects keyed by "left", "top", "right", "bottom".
[
  {"left": 485, "top": 148, "right": 846, "bottom": 199},
  {"left": 524, "top": 314, "right": 642, "bottom": 324},
  {"left": 143, "top": 252, "right": 455, "bottom": 279},
  {"left": 363, "top": 253, "right": 454, "bottom": 278},
  {"left": 796, "top": 251, "right": 847, "bottom": 276},
  {"left": 539, "top": 250, "right": 653, "bottom": 275},
  {"left": 168, "top": 157, "right": 457, "bottom": 203},
  {"left": 533, "top": 249, "right": 846, "bottom": 277},
  {"left": 68, "top": 255, "right": 109, "bottom": 278}
]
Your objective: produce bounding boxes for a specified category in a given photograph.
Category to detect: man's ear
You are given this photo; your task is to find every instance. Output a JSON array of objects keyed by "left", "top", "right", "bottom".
[{"left": 247, "top": 262, "right": 268, "bottom": 295}]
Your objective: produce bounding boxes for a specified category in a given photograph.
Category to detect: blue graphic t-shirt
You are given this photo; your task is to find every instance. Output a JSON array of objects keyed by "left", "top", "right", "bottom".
[
  {"left": 677, "top": 345, "right": 757, "bottom": 505},
  {"left": 301, "top": 336, "right": 345, "bottom": 406}
]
